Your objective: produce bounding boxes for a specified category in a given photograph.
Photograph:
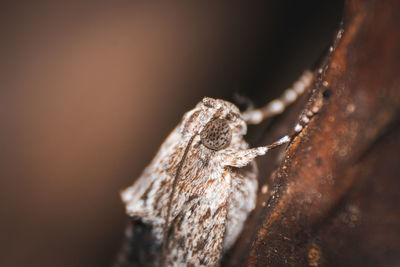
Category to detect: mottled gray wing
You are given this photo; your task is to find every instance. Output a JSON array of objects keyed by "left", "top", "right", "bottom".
[{"left": 163, "top": 193, "right": 229, "bottom": 267}]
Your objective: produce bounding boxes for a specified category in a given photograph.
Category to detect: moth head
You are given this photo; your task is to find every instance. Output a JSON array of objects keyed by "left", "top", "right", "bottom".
[{"left": 181, "top": 97, "right": 247, "bottom": 150}]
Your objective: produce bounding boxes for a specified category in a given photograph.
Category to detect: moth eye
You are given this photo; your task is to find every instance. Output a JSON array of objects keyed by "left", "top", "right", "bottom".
[{"left": 200, "top": 118, "right": 232, "bottom": 151}]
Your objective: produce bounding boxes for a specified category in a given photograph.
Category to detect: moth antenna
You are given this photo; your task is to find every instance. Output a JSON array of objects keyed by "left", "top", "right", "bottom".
[
  {"left": 262, "top": 87, "right": 325, "bottom": 153},
  {"left": 242, "top": 70, "right": 314, "bottom": 124},
  {"left": 233, "top": 91, "right": 255, "bottom": 111}
]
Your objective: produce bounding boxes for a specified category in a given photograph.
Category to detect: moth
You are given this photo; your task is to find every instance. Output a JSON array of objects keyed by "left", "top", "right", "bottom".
[{"left": 116, "top": 70, "right": 314, "bottom": 267}]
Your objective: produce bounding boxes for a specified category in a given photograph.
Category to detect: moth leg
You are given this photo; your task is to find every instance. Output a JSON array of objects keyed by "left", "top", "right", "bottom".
[
  {"left": 242, "top": 70, "right": 314, "bottom": 124},
  {"left": 222, "top": 135, "right": 291, "bottom": 168}
]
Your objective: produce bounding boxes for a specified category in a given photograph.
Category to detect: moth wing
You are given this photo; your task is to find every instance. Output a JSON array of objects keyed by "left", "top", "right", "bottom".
[
  {"left": 163, "top": 171, "right": 232, "bottom": 266},
  {"left": 224, "top": 162, "right": 258, "bottom": 249},
  {"left": 121, "top": 126, "right": 183, "bottom": 237}
]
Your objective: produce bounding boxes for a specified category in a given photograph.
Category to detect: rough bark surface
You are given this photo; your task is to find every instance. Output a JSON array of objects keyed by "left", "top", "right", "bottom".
[{"left": 223, "top": 0, "right": 400, "bottom": 266}]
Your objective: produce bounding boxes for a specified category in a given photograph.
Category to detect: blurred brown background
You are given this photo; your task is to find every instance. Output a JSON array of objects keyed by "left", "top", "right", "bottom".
[{"left": 0, "top": 2, "right": 343, "bottom": 267}]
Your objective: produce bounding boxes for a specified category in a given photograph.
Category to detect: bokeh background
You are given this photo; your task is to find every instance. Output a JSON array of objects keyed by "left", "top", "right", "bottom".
[{"left": 0, "top": 2, "right": 343, "bottom": 267}]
